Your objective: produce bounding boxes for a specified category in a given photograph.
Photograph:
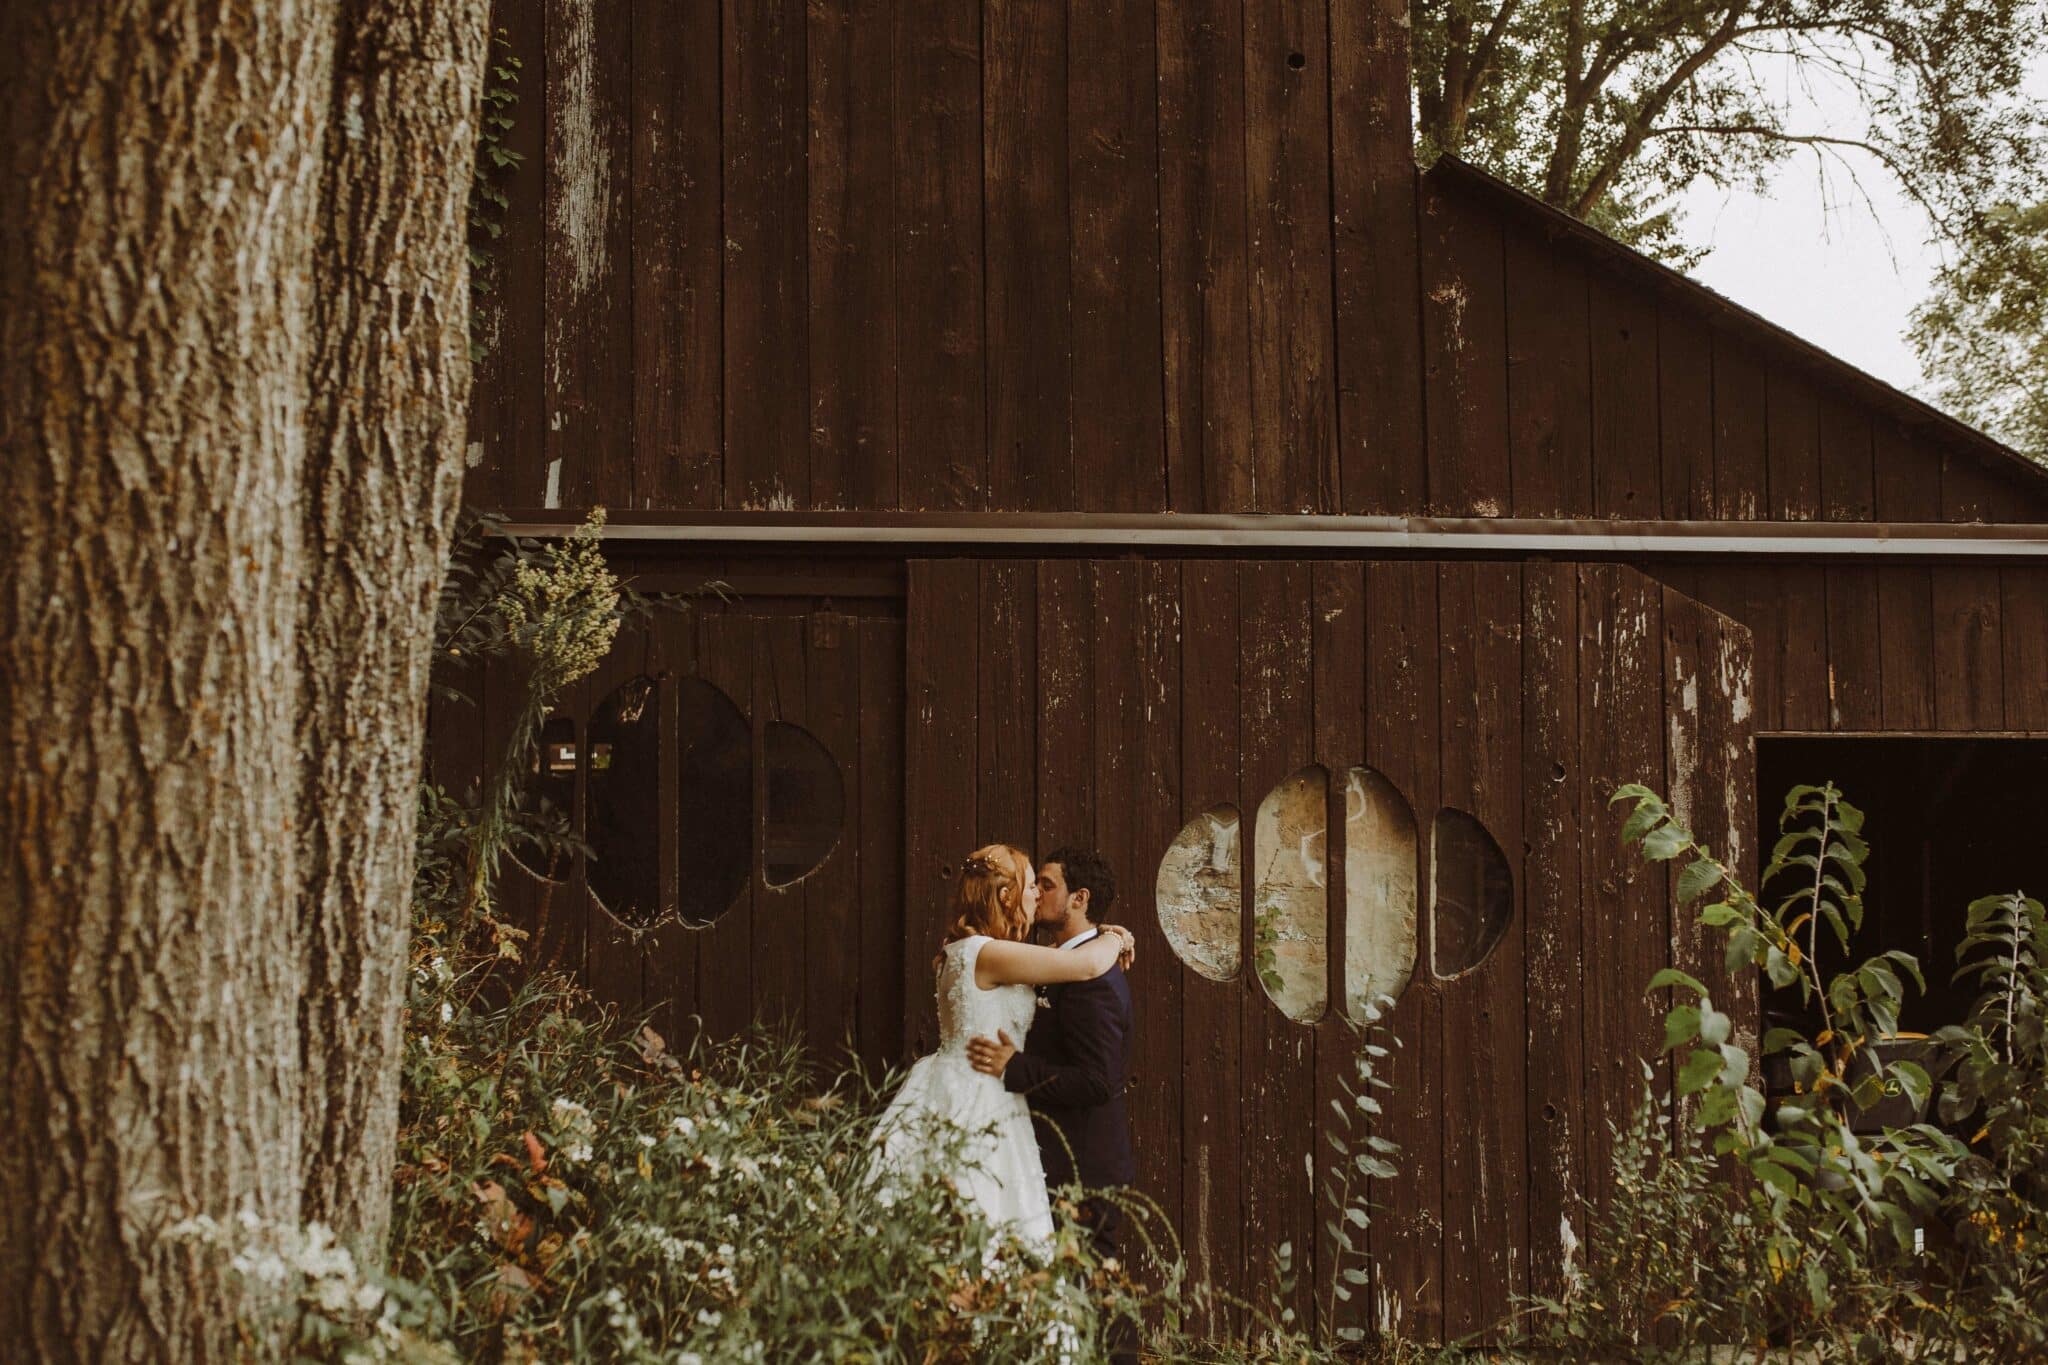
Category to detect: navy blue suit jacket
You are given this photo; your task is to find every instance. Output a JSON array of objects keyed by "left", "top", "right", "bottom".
[{"left": 1003, "top": 962, "right": 1136, "bottom": 1191}]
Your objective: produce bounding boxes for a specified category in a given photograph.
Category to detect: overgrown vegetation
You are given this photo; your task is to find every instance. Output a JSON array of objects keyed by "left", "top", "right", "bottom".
[{"left": 1513, "top": 782, "right": 2048, "bottom": 1357}]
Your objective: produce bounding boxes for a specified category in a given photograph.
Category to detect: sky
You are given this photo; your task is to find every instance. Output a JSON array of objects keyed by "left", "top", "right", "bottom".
[{"left": 1670, "top": 52, "right": 2048, "bottom": 400}]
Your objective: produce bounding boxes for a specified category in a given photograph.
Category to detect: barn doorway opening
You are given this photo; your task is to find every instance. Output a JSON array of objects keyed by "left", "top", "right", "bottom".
[{"left": 1755, "top": 736, "right": 2048, "bottom": 1033}]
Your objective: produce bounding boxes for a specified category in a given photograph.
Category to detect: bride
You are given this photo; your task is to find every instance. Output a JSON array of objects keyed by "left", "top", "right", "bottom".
[{"left": 871, "top": 843, "right": 1134, "bottom": 1253}]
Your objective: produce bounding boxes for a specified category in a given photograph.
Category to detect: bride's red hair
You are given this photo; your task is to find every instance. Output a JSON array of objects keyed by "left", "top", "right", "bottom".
[{"left": 945, "top": 843, "right": 1034, "bottom": 944}]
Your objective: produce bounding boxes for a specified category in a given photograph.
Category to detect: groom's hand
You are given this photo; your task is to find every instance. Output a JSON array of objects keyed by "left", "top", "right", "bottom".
[{"left": 966, "top": 1029, "right": 1017, "bottom": 1077}]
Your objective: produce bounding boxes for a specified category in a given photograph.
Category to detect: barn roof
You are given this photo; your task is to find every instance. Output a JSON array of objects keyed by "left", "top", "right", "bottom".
[{"left": 1426, "top": 155, "right": 2048, "bottom": 504}]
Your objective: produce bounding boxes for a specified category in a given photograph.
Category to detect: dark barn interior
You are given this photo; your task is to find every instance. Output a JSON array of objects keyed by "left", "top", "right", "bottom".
[{"left": 439, "top": 0, "right": 2048, "bottom": 1339}]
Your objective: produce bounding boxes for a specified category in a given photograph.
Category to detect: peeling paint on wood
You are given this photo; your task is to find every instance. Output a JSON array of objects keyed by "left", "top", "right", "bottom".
[
  {"left": 1253, "top": 767, "right": 1329, "bottom": 1022},
  {"left": 1342, "top": 764, "right": 1417, "bottom": 1017},
  {"left": 1157, "top": 804, "right": 1242, "bottom": 981}
]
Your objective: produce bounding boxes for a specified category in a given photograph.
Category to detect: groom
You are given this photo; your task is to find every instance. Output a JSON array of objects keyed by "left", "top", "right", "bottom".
[{"left": 966, "top": 847, "right": 1137, "bottom": 1261}]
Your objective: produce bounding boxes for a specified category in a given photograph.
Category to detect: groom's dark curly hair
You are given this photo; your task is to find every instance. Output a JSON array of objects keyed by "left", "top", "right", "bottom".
[{"left": 1043, "top": 846, "right": 1116, "bottom": 918}]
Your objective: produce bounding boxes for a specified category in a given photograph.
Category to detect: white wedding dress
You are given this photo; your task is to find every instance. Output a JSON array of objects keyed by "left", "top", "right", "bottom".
[{"left": 871, "top": 934, "right": 1055, "bottom": 1254}]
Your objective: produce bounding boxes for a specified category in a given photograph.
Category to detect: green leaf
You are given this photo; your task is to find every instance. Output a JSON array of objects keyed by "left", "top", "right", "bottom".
[
  {"left": 1643, "top": 823, "right": 1689, "bottom": 861},
  {"left": 1647, "top": 967, "right": 1709, "bottom": 997},
  {"left": 1700, "top": 901, "right": 1741, "bottom": 927},
  {"left": 1677, "top": 857, "right": 1724, "bottom": 903},
  {"left": 1678, "top": 1047, "right": 1723, "bottom": 1096},
  {"left": 1663, "top": 1004, "right": 1702, "bottom": 1052}
]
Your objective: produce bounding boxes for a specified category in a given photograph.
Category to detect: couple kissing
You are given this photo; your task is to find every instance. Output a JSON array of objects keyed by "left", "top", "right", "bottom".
[{"left": 872, "top": 845, "right": 1138, "bottom": 1282}]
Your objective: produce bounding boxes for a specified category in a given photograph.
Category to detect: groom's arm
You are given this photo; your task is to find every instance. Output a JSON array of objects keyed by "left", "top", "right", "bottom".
[{"left": 1002, "top": 976, "right": 1123, "bottom": 1108}]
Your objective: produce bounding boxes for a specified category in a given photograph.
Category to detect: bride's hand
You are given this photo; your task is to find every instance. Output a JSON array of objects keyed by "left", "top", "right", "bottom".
[{"left": 1100, "top": 924, "right": 1136, "bottom": 971}]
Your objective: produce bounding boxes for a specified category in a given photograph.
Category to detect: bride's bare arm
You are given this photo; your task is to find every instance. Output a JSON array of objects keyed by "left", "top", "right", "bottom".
[{"left": 975, "top": 928, "right": 1133, "bottom": 989}]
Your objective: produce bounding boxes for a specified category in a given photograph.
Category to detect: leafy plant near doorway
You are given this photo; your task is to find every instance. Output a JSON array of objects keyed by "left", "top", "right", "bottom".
[{"left": 1510, "top": 782, "right": 2048, "bottom": 1357}]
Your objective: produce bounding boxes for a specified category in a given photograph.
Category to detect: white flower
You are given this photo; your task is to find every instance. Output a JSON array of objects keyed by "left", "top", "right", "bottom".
[
  {"left": 566, "top": 1142, "right": 593, "bottom": 1164},
  {"left": 696, "top": 1308, "right": 723, "bottom": 1328},
  {"left": 439, "top": 1001, "right": 453, "bottom": 1023},
  {"left": 636, "top": 1133, "right": 656, "bottom": 1148},
  {"left": 734, "top": 1156, "right": 761, "bottom": 1181},
  {"left": 671, "top": 1115, "right": 697, "bottom": 1136}
]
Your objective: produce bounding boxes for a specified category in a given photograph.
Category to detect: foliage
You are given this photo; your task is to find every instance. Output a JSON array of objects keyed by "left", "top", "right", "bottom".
[
  {"left": 1909, "top": 198, "right": 2048, "bottom": 464},
  {"left": 468, "top": 29, "right": 524, "bottom": 361},
  {"left": 387, "top": 968, "right": 1130, "bottom": 1363},
  {"left": 1411, "top": 0, "right": 2048, "bottom": 264},
  {"left": 1507, "top": 780, "right": 2048, "bottom": 1358}
]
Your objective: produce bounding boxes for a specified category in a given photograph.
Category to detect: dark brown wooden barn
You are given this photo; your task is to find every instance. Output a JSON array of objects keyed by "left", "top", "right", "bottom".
[{"left": 438, "top": 0, "right": 2048, "bottom": 1340}]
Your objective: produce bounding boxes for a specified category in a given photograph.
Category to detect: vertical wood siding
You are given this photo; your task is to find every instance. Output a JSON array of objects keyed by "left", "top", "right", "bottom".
[
  {"left": 889, "top": 559, "right": 1753, "bottom": 1335},
  {"left": 473, "top": 0, "right": 2048, "bottom": 524}
]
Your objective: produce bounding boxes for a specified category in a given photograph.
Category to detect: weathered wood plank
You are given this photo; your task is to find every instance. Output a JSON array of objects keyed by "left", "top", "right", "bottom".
[
  {"left": 1824, "top": 567, "right": 1883, "bottom": 730},
  {"left": 1421, "top": 187, "right": 1510, "bottom": 516},
  {"left": 1711, "top": 335, "right": 1767, "bottom": 520},
  {"left": 978, "top": 562, "right": 1038, "bottom": 846},
  {"left": 645, "top": 601, "right": 701, "bottom": 1046},
  {"left": 1331, "top": 0, "right": 1425, "bottom": 515},
  {"left": 1504, "top": 227, "right": 1591, "bottom": 517},
  {"left": 1521, "top": 561, "right": 1587, "bottom": 1305},
  {"left": 1239, "top": 561, "right": 1318, "bottom": 1327},
  {"left": 857, "top": 617, "right": 908, "bottom": 1065},
  {"left": 1778, "top": 571, "right": 1829, "bottom": 732},
  {"left": 1311, "top": 561, "right": 1368, "bottom": 1340},
  {"left": 753, "top": 617, "right": 810, "bottom": 1032},
  {"left": 804, "top": 611, "right": 861, "bottom": 1058},
  {"left": 1036, "top": 561, "right": 1095, "bottom": 851},
  {"left": 1577, "top": 566, "right": 1667, "bottom": 1213},
  {"left": 696, "top": 611, "right": 756, "bottom": 1040},
  {"left": 583, "top": 626, "right": 649, "bottom": 1018},
  {"left": 724, "top": 0, "right": 809, "bottom": 510},
  {"left": 1364, "top": 560, "right": 1443, "bottom": 1341},
  {"left": 904, "top": 563, "right": 977, "bottom": 1053},
  {"left": 892, "top": 0, "right": 985, "bottom": 509},
  {"left": 1157, "top": 0, "right": 1252, "bottom": 511},
  {"left": 1435, "top": 562, "right": 1527, "bottom": 1337},
  {"left": 1931, "top": 566, "right": 2005, "bottom": 731},
  {"left": 2001, "top": 567, "right": 2048, "bottom": 732},
  {"left": 1069, "top": 0, "right": 1166, "bottom": 510},
  {"left": 1093, "top": 562, "right": 1180, "bottom": 1267},
  {"left": 1179, "top": 560, "right": 1244, "bottom": 1328},
  {"left": 1877, "top": 566, "right": 1937, "bottom": 731},
  {"left": 1873, "top": 422, "right": 1943, "bottom": 522},
  {"left": 1766, "top": 371, "right": 1821, "bottom": 521},
  {"left": 1244, "top": 0, "right": 1338, "bottom": 512},
  {"left": 544, "top": 0, "right": 634, "bottom": 506},
  {"left": 632, "top": 0, "right": 722, "bottom": 507},
  {"left": 983, "top": 0, "right": 1071, "bottom": 510},
  {"left": 1818, "top": 394, "right": 1874, "bottom": 522},
  {"left": 805, "top": 0, "right": 896, "bottom": 508},
  {"left": 1657, "top": 305, "right": 1715, "bottom": 520},
  {"left": 1590, "top": 270, "right": 1659, "bottom": 518}
]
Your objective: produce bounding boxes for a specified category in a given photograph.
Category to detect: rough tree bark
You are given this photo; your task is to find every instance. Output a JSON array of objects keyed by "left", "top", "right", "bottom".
[
  {"left": 0, "top": 4, "right": 334, "bottom": 1357},
  {"left": 1, "top": 0, "right": 488, "bottom": 1354},
  {"left": 296, "top": 0, "right": 488, "bottom": 1256}
]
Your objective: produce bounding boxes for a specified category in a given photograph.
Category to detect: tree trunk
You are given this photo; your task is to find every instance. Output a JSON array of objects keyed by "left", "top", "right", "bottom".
[
  {"left": 296, "top": 0, "right": 488, "bottom": 1257},
  {"left": 0, "top": 3, "right": 335, "bottom": 1357},
  {"left": 3, "top": 0, "right": 490, "bottom": 1349}
]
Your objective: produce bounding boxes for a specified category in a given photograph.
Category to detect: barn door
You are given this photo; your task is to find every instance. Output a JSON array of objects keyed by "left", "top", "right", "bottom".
[{"left": 904, "top": 558, "right": 1753, "bottom": 1342}]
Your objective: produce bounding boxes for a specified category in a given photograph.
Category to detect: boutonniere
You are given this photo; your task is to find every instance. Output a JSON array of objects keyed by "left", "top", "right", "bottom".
[{"left": 1034, "top": 991, "right": 1051, "bottom": 1011}]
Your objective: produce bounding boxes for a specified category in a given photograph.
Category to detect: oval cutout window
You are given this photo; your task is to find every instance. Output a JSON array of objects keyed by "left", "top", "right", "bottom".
[
  {"left": 508, "top": 713, "right": 579, "bottom": 883},
  {"left": 587, "top": 675, "right": 663, "bottom": 928},
  {"left": 676, "top": 677, "right": 752, "bottom": 926},
  {"left": 1431, "top": 807, "right": 1512, "bottom": 978},
  {"left": 763, "top": 720, "right": 844, "bottom": 886},
  {"left": 1156, "top": 803, "right": 1243, "bottom": 981},
  {"left": 1254, "top": 766, "right": 1329, "bottom": 1024},
  {"left": 1342, "top": 766, "right": 1418, "bottom": 1020}
]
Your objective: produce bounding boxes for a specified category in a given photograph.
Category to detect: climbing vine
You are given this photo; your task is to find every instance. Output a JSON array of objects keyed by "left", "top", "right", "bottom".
[{"left": 468, "top": 29, "right": 523, "bottom": 360}]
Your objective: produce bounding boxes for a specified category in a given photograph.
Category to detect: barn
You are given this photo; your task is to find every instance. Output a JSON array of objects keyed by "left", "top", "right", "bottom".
[{"left": 438, "top": 0, "right": 2048, "bottom": 1339}]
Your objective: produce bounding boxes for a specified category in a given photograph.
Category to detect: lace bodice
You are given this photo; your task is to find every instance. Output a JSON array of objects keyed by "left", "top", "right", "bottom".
[{"left": 935, "top": 935, "right": 1036, "bottom": 1057}]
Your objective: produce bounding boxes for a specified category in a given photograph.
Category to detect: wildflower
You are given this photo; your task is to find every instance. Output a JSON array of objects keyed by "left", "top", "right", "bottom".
[
  {"left": 672, "top": 1115, "right": 696, "bottom": 1137},
  {"left": 637, "top": 1133, "right": 656, "bottom": 1148}
]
